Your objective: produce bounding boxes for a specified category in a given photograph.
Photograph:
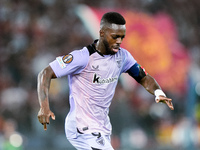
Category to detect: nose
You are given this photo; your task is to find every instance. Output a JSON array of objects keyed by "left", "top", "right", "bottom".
[{"left": 116, "top": 37, "right": 123, "bottom": 45}]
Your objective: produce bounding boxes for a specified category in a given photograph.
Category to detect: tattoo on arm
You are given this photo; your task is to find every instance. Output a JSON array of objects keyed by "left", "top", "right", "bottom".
[{"left": 37, "top": 66, "right": 56, "bottom": 106}]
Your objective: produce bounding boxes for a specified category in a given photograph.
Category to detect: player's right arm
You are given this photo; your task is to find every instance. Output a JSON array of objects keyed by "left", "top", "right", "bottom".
[
  {"left": 37, "top": 48, "right": 89, "bottom": 130},
  {"left": 37, "top": 65, "right": 56, "bottom": 131}
]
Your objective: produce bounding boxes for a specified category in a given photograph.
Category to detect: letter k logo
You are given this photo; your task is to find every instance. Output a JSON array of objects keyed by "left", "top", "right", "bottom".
[{"left": 93, "top": 73, "right": 100, "bottom": 83}]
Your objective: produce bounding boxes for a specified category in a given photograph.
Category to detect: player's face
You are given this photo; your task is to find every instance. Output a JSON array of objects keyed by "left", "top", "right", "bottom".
[{"left": 102, "top": 24, "right": 126, "bottom": 55}]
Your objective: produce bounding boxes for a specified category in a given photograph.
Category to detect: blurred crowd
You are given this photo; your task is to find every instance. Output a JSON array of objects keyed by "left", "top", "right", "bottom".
[{"left": 0, "top": 0, "right": 200, "bottom": 150}]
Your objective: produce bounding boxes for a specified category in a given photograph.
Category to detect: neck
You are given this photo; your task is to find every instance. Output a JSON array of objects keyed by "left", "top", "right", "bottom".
[{"left": 95, "top": 40, "right": 106, "bottom": 55}]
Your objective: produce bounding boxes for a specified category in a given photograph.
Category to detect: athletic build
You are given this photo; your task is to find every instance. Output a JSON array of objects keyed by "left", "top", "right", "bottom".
[{"left": 37, "top": 12, "right": 174, "bottom": 150}]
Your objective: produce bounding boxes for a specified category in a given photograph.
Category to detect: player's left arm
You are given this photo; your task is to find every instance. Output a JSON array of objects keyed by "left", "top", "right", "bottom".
[{"left": 127, "top": 63, "right": 174, "bottom": 110}]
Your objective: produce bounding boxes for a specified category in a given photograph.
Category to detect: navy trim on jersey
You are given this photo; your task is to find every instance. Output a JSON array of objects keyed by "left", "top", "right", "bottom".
[
  {"left": 77, "top": 128, "right": 84, "bottom": 134},
  {"left": 127, "top": 63, "right": 147, "bottom": 83},
  {"left": 86, "top": 44, "right": 96, "bottom": 55},
  {"left": 91, "top": 147, "right": 102, "bottom": 150},
  {"left": 86, "top": 40, "right": 104, "bottom": 57}
]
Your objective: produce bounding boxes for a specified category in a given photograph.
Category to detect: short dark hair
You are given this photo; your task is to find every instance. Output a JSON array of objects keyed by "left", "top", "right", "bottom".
[{"left": 100, "top": 12, "right": 126, "bottom": 27}]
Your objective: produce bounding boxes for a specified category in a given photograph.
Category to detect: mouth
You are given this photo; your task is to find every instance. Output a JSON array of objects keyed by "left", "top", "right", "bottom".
[{"left": 112, "top": 46, "right": 120, "bottom": 53}]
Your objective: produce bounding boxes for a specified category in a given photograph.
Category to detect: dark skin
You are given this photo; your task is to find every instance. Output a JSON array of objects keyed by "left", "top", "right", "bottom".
[
  {"left": 37, "top": 22, "right": 174, "bottom": 131},
  {"left": 37, "top": 66, "right": 56, "bottom": 130}
]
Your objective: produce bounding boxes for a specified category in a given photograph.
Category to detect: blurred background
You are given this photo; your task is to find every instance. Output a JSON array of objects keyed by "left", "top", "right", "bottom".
[{"left": 0, "top": 0, "right": 200, "bottom": 150}]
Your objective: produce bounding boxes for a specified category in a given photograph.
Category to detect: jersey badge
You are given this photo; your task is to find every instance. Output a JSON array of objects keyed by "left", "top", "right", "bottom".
[
  {"left": 96, "top": 137, "right": 105, "bottom": 146},
  {"left": 62, "top": 54, "right": 73, "bottom": 64},
  {"left": 116, "top": 59, "right": 122, "bottom": 68}
]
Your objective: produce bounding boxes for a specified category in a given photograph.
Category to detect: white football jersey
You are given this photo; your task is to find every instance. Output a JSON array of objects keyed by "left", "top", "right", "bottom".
[{"left": 49, "top": 43, "right": 136, "bottom": 137}]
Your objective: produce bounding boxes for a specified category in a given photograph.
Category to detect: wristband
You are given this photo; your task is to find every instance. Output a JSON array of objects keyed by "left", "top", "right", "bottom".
[{"left": 154, "top": 89, "right": 166, "bottom": 101}]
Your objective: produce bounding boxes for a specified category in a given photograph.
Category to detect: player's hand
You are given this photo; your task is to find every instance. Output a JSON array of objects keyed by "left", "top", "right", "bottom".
[
  {"left": 37, "top": 108, "right": 55, "bottom": 131},
  {"left": 155, "top": 96, "right": 174, "bottom": 110}
]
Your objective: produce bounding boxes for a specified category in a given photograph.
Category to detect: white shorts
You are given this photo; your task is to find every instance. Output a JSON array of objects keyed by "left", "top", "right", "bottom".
[{"left": 67, "top": 129, "right": 114, "bottom": 150}]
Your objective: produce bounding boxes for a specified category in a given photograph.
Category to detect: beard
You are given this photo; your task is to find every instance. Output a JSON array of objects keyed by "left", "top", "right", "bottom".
[{"left": 103, "top": 39, "right": 116, "bottom": 55}]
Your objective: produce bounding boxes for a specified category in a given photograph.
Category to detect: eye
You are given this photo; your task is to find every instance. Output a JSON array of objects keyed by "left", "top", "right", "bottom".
[
  {"left": 112, "top": 35, "right": 125, "bottom": 40},
  {"left": 112, "top": 36, "right": 118, "bottom": 39},
  {"left": 121, "top": 35, "right": 125, "bottom": 39}
]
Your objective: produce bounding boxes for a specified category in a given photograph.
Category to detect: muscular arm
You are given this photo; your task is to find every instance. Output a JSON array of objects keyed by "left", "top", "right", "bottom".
[
  {"left": 139, "top": 74, "right": 174, "bottom": 110},
  {"left": 139, "top": 74, "right": 161, "bottom": 95},
  {"left": 127, "top": 63, "right": 173, "bottom": 110},
  {"left": 37, "top": 65, "right": 57, "bottom": 130}
]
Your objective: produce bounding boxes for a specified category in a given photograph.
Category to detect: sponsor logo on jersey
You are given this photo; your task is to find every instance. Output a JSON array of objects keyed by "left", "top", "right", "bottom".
[
  {"left": 62, "top": 54, "right": 73, "bottom": 64},
  {"left": 93, "top": 73, "right": 118, "bottom": 84}
]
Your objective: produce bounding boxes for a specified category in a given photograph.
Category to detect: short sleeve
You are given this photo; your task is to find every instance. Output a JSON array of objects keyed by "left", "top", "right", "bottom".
[
  {"left": 121, "top": 49, "right": 137, "bottom": 73},
  {"left": 49, "top": 47, "right": 89, "bottom": 78}
]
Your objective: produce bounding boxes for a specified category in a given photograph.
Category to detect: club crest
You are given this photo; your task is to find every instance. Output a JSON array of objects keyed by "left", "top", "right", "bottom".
[
  {"left": 116, "top": 59, "right": 122, "bottom": 68},
  {"left": 96, "top": 137, "right": 105, "bottom": 146}
]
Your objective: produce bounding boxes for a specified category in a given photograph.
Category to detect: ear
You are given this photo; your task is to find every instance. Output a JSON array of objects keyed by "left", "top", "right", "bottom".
[{"left": 99, "top": 30, "right": 104, "bottom": 37}]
